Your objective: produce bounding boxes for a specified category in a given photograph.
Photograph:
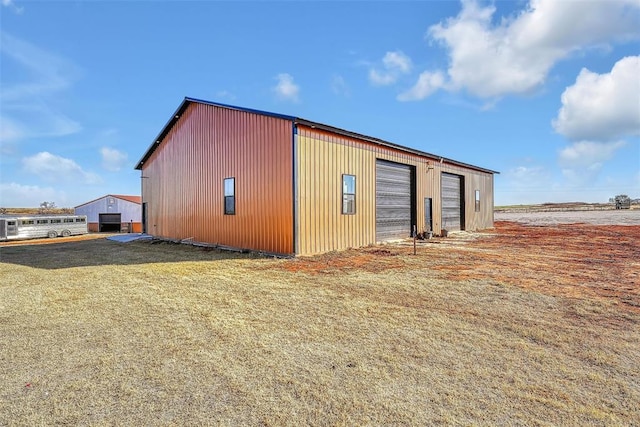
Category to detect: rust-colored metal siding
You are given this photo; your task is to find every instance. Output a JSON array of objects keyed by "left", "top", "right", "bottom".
[
  {"left": 141, "top": 103, "right": 294, "bottom": 255},
  {"left": 295, "top": 125, "right": 495, "bottom": 255}
]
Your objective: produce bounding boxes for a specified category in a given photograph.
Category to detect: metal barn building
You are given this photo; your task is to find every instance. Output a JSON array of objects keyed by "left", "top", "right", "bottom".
[
  {"left": 136, "top": 98, "right": 498, "bottom": 256},
  {"left": 74, "top": 195, "right": 142, "bottom": 233}
]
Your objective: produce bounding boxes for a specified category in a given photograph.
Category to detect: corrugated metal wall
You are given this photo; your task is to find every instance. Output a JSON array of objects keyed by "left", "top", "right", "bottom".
[
  {"left": 424, "top": 163, "right": 494, "bottom": 233},
  {"left": 75, "top": 197, "right": 142, "bottom": 233},
  {"left": 296, "top": 126, "right": 495, "bottom": 255},
  {"left": 141, "top": 102, "right": 294, "bottom": 255}
]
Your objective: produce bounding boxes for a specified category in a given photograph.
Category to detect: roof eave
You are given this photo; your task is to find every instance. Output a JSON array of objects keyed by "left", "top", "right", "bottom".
[
  {"left": 294, "top": 119, "right": 499, "bottom": 175},
  {"left": 135, "top": 97, "right": 297, "bottom": 170},
  {"left": 135, "top": 98, "right": 191, "bottom": 170},
  {"left": 135, "top": 97, "right": 499, "bottom": 175}
]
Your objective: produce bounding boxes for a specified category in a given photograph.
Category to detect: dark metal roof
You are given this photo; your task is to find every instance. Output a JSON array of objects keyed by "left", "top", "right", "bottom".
[{"left": 135, "top": 97, "right": 499, "bottom": 175}]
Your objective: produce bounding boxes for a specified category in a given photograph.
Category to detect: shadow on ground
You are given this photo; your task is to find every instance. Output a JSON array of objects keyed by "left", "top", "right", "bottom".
[{"left": 0, "top": 237, "right": 254, "bottom": 270}]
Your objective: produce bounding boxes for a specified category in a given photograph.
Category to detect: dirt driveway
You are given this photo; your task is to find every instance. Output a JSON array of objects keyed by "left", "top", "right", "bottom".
[{"left": 284, "top": 218, "right": 640, "bottom": 314}]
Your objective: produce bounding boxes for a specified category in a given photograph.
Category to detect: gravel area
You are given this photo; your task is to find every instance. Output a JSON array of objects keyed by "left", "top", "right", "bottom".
[{"left": 495, "top": 209, "right": 640, "bottom": 226}]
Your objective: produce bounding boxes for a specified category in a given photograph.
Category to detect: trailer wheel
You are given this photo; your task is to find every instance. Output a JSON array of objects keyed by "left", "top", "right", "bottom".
[
  {"left": 48, "top": 230, "right": 58, "bottom": 238},
  {"left": 61, "top": 230, "right": 71, "bottom": 237}
]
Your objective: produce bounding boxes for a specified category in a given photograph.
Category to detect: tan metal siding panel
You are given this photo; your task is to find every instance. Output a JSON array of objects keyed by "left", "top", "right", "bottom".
[
  {"left": 432, "top": 162, "right": 495, "bottom": 233},
  {"left": 141, "top": 103, "right": 294, "bottom": 254},
  {"left": 296, "top": 126, "right": 495, "bottom": 254},
  {"left": 297, "top": 127, "right": 416, "bottom": 255}
]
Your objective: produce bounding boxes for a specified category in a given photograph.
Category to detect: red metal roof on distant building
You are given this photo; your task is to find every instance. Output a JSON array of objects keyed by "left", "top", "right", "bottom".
[
  {"left": 74, "top": 194, "right": 141, "bottom": 208},
  {"left": 111, "top": 195, "right": 142, "bottom": 204}
]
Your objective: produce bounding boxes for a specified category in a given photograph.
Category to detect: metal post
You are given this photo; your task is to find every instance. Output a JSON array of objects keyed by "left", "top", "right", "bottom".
[{"left": 413, "top": 224, "right": 417, "bottom": 256}]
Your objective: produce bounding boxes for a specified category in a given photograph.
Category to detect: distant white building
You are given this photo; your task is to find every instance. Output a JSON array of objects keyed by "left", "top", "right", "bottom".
[{"left": 75, "top": 194, "right": 142, "bottom": 232}]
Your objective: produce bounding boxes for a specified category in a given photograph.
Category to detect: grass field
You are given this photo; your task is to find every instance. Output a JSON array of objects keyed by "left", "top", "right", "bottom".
[{"left": 1, "top": 221, "right": 638, "bottom": 425}]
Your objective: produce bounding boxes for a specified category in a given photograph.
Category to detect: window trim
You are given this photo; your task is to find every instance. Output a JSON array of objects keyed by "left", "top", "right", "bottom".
[
  {"left": 342, "top": 174, "right": 356, "bottom": 215},
  {"left": 224, "top": 177, "right": 236, "bottom": 215},
  {"left": 475, "top": 190, "right": 481, "bottom": 212}
]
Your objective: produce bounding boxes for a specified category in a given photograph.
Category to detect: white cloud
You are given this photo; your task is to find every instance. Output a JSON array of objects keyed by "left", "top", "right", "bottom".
[
  {"left": 369, "top": 51, "right": 413, "bottom": 86},
  {"left": 215, "top": 90, "right": 236, "bottom": 101},
  {"left": 0, "top": 182, "right": 67, "bottom": 208},
  {"left": 409, "top": 0, "right": 640, "bottom": 100},
  {"left": 397, "top": 71, "right": 446, "bottom": 101},
  {"left": 1, "top": 0, "right": 23, "bottom": 14},
  {"left": 553, "top": 56, "right": 640, "bottom": 142},
  {"left": 558, "top": 140, "right": 627, "bottom": 186},
  {"left": 273, "top": 73, "right": 300, "bottom": 102},
  {"left": 100, "top": 147, "right": 128, "bottom": 172},
  {"left": 503, "top": 165, "right": 554, "bottom": 192},
  {"left": 507, "top": 165, "right": 550, "bottom": 182},
  {"left": 382, "top": 51, "right": 412, "bottom": 73},
  {"left": 0, "top": 32, "right": 81, "bottom": 143},
  {"left": 22, "top": 152, "right": 102, "bottom": 184},
  {"left": 0, "top": 116, "right": 25, "bottom": 153},
  {"left": 558, "top": 141, "right": 626, "bottom": 169},
  {"left": 331, "top": 75, "right": 350, "bottom": 97}
]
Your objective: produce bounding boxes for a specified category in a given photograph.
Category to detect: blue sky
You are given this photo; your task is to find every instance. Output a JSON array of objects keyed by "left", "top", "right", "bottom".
[{"left": 1, "top": 0, "right": 639, "bottom": 208}]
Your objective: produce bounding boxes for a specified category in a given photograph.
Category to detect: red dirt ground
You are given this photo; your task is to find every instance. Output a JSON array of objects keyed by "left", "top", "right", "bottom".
[{"left": 281, "top": 221, "right": 640, "bottom": 314}]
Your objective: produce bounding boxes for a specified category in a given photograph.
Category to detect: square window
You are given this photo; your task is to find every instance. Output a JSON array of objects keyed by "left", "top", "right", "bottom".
[
  {"left": 224, "top": 178, "right": 235, "bottom": 215},
  {"left": 342, "top": 174, "right": 356, "bottom": 215}
]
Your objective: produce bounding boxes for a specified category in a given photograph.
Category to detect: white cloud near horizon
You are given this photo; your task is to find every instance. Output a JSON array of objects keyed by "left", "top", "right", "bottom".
[
  {"left": 273, "top": 73, "right": 300, "bottom": 102},
  {"left": 100, "top": 147, "right": 128, "bottom": 172},
  {"left": 0, "top": 182, "right": 68, "bottom": 208},
  {"left": 22, "top": 152, "right": 102, "bottom": 184},
  {"left": 369, "top": 51, "right": 413, "bottom": 86},
  {"left": 0, "top": 32, "right": 82, "bottom": 144},
  {"left": 553, "top": 56, "right": 640, "bottom": 142},
  {"left": 497, "top": 160, "right": 639, "bottom": 205},
  {"left": 401, "top": 0, "right": 640, "bottom": 101},
  {"left": 557, "top": 140, "right": 628, "bottom": 187}
]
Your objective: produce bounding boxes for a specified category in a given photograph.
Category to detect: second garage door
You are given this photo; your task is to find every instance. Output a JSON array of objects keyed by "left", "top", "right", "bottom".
[
  {"left": 376, "top": 160, "right": 413, "bottom": 241},
  {"left": 441, "top": 172, "right": 464, "bottom": 231}
]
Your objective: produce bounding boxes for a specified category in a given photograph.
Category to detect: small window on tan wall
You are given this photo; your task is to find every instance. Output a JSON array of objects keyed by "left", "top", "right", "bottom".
[
  {"left": 475, "top": 190, "right": 481, "bottom": 212},
  {"left": 342, "top": 174, "right": 356, "bottom": 215}
]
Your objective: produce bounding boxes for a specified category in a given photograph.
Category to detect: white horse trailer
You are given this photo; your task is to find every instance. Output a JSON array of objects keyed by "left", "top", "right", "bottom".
[{"left": 0, "top": 215, "right": 88, "bottom": 241}]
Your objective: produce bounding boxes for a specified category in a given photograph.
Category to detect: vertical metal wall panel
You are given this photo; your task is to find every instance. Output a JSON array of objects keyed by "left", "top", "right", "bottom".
[
  {"left": 75, "top": 196, "right": 142, "bottom": 232},
  {"left": 141, "top": 103, "right": 294, "bottom": 255},
  {"left": 140, "top": 100, "right": 495, "bottom": 256},
  {"left": 296, "top": 127, "right": 417, "bottom": 255},
  {"left": 296, "top": 126, "right": 496, "bottom": 254},
  {"left": 441, "top": 172, "right": 463, "bottom": 231},
  {"left": 375, "top": 160, "right": 413, "bottom": 241}
]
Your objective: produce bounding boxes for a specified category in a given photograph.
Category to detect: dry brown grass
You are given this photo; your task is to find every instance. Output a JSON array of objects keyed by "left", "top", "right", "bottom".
[{"left": 1, "top": 223, "right": 638, "bottom": 426}]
